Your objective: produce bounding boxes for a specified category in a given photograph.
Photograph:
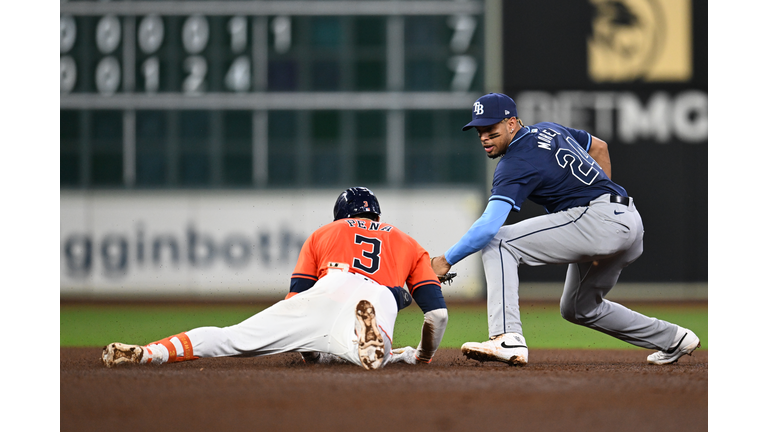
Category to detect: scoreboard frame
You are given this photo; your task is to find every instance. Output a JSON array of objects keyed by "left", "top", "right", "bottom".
[{"left": 60, "top": 1, "right": 499, "bottom": 189}]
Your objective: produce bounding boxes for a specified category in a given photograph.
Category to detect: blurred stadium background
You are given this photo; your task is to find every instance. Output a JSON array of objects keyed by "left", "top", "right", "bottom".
[{"left": 60, "top": 0, "right": 707, "bottom": 303}]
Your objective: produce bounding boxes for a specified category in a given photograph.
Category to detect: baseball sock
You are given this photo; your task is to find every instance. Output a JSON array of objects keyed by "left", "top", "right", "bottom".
[{"left": 143, "top": 332, "right": 199, "bottom": 365}]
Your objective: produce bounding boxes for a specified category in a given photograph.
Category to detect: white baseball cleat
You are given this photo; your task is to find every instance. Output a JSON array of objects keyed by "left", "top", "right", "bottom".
[
  {"left": 355, "top": 300, "right": 386, "bottom": 370},
  {"left": 102, "top": 342, "right": 146, "bottom": 368},
  {"left": 461, "top": 333, "right": 528, "bottom": 366},
  {"left": 647, "top": 327, "right": 701, "bottom": 365}
]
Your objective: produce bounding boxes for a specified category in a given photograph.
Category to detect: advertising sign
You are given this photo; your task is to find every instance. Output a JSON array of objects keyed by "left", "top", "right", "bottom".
[{"left": 61, "top": 189, "right": 485, "bottom": 299}]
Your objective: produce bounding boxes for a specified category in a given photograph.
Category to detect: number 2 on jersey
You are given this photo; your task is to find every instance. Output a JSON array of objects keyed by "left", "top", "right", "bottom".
[
  {"left": 352, "top": 234, "right": 381, "bottom": 274},
  {"left": 555, "top": 136, "right": 599, "bottom": 185}
]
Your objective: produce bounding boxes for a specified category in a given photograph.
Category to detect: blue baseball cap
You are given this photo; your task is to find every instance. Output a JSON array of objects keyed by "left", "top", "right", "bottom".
[{"left": 462, "top": 93, "right": 518, "bottom": 131}]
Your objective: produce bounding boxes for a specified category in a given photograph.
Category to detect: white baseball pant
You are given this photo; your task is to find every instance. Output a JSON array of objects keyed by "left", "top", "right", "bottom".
[{"left": 184, "top": 271, "right": 397, "bottom": 367}]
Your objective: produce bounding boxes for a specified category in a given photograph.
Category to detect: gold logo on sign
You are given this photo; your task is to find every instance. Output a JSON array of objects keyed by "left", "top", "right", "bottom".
[{"left": 588, "top": 0, "right": 692, "bottom": 82}]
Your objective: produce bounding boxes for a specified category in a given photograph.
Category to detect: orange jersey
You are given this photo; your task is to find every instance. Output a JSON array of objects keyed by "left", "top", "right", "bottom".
[{"left": 292, "top": 218, "right": 439, "bottom": 293}]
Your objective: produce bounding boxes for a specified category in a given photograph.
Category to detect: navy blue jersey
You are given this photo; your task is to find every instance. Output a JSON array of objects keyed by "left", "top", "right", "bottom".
[{"left": 490, "top": 122, "right": 627, "bottom": 213}]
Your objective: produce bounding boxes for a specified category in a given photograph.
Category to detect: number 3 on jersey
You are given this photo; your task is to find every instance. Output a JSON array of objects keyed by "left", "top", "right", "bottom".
[{"left": 353, "top": 234, "right": 381, "bottom": 274}]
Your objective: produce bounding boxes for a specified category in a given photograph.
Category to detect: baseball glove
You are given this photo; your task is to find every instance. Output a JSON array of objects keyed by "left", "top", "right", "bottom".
[{"left": 437, "top": 272, "right": 457, "bottom": 285}]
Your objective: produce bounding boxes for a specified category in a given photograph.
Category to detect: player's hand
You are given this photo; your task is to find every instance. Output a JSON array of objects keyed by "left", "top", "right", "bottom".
[
  {"left": 390, "top": 346, "right": 430, "bottom": 365},
  {"left": 430, "top": 255, "right": 452, "bottom": 279}
]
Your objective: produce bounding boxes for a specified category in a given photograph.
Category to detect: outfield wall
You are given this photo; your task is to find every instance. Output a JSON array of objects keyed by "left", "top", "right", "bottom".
[{"left": 60, "top": 189, "right": 486, "bottom": 300}]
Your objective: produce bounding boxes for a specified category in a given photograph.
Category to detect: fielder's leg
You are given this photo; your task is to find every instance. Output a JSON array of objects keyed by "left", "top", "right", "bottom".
[
  {"left": 558, "top": 199, "right": 692, "bottom": 357},
  {"left": 480, "top": 207, "right": 600, "bottom": 339},
  {"left": 462, "top": 215, "right": 572, "bottom": 366},
  {"left": 481, "top": 235, "right": 523, "bottom": 337},
  {"left": 560, "top": 255, "right": 698, "bottom": 361},
  {"left": 559, "top": 259, "right": 678, "bottom": 350}
]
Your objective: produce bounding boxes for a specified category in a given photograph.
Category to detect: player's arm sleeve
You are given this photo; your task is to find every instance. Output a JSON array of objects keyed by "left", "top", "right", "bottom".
[
  {"left": 411, "top": 284, "right": 448, "bottom": 363},
  {"left": 417, "top": 308, "right": 448, "bottom": 363},
  {"left": 444, "top": 199, "right": 512, "bottom": 265},
  {"left": 404, "top": 242, "right": 441, "bottom": 297},
  {"left": 288, "top": 277, "right": 316, "bottom": 297},
  {"left": 287, "top": 235, "right": 318, "bottom": 299},
  {"left": 563, "top": 126, "right": 593, "bottom": 151},
  {"left": 404, "top": 244, "right": 448, "bottom": 362}
]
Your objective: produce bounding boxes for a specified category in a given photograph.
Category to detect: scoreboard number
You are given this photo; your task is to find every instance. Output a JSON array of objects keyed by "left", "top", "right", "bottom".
[
  {"left": 141, "top": 57, "right": 160, "bottom": 93},
  {"left": 96, "top": 15, "right": 121, "bottom": 54},
  {"left": 228, "top": 16, "right": 248, "bottom": 53},
  {"left": 271, "top": 16, "right": 292, "bottom": 54},
  {"left": 182, "top": 15, "right": 209, "bottom": 54},
  {"left": 96, "top": 56, "right": 121, "bottom": 95},
  {"left": 138, "top": 15, "right": 164, "bottom": 54},
  {"left": 225, "top": 56, "right": 251, "bottom": 92},
  {"left": 183, "top": 56, "right": 208, "bottom": 94}
]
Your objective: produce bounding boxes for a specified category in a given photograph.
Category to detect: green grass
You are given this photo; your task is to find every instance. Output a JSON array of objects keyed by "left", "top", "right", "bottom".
[
  {"left": 61, "top": 302, "right": 707, "bottom": 350},
  {"left": 394, "top": 302, "right": 708, "bottom": 350},
  {"left": 60, "top": 304, "right": 263, "bottom": 347}
]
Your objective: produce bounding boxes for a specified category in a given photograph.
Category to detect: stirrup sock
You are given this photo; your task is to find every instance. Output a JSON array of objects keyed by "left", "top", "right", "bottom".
[{"left": 146, "top": 332, "right": 199, "bottom": 363}]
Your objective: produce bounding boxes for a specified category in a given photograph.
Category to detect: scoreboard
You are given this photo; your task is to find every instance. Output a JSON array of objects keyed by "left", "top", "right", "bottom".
[{"left": 60, "top": 1, "right": 489, "bottom": 189}]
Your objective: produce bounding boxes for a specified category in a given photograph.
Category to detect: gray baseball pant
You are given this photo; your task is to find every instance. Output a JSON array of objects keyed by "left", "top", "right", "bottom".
[{"left": 480, "top": 194, "right": 678, "bottom": 350}]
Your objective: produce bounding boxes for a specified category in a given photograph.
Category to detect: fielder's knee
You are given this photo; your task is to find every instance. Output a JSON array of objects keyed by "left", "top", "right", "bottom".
[
  {"left": 560, "top": 305, "right": 582, "bottom": 325},
  {"left": 560, "top": 300, "right": 599, "bottom": 326}
]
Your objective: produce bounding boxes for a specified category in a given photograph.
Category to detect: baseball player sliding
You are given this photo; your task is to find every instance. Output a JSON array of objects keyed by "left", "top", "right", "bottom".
[
  {"left": 102, "top": 187, "right": 448, "bottom": 370},
  {"left": 431, "top": 93, "right": 700, "bottom": 366}
]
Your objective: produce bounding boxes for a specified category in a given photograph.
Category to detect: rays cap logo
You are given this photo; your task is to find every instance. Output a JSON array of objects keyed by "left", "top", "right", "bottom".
[{"left": 462, "top": 93, "right": 518, "bottom": 131}]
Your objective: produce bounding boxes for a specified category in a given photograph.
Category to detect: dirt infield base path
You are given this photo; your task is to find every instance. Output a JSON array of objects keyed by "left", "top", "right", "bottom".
[{"left": 61, "top": 347, "right": 707, "bottom": 432}]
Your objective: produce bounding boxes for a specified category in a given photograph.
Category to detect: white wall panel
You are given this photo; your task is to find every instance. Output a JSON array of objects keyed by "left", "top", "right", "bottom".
[{"left": 61, "top": 189, "right": 485, "bottom": 299}]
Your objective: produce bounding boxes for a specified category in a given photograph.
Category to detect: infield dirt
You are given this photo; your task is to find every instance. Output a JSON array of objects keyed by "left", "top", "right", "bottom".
[{"left": 61, "top": 347, "right": 707, "bottom": 432}]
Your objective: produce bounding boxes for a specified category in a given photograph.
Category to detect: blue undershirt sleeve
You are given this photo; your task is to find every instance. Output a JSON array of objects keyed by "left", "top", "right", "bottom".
[
  {"left": 411, "top": 283, "right": 447, "bottom": 313},
  {"left": 444, "top": 199, "right": 512, "bottom": 265},
  {"left": 289, "top": 277, "right": 316, "bottom": 294}
]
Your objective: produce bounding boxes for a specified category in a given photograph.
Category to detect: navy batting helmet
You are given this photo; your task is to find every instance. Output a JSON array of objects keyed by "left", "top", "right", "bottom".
[{"left": 333, "top": 187, "right": 381, "bottom": 221}]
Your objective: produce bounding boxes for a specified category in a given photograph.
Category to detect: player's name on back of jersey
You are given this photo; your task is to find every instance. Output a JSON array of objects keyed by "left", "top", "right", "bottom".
[
  {"left": 343, "top": 220, "right": 393, "bottom": 232},
  {"left": 535, "top": 128, "right": 559, "bottom": 150}
]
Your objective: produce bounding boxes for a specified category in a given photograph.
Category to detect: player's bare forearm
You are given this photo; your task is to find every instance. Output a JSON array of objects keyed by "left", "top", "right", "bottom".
[
  {"left": 431, "top": 255, "right": 452, "bottom": 276},
  {"left": 588, "top": 137, "right": 612, "bottom": 179}
]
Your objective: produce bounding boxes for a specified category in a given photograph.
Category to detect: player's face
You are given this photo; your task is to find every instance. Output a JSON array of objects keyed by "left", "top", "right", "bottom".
[{"left": 475, "top": 119, "right": 514, "bottom": 159}]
